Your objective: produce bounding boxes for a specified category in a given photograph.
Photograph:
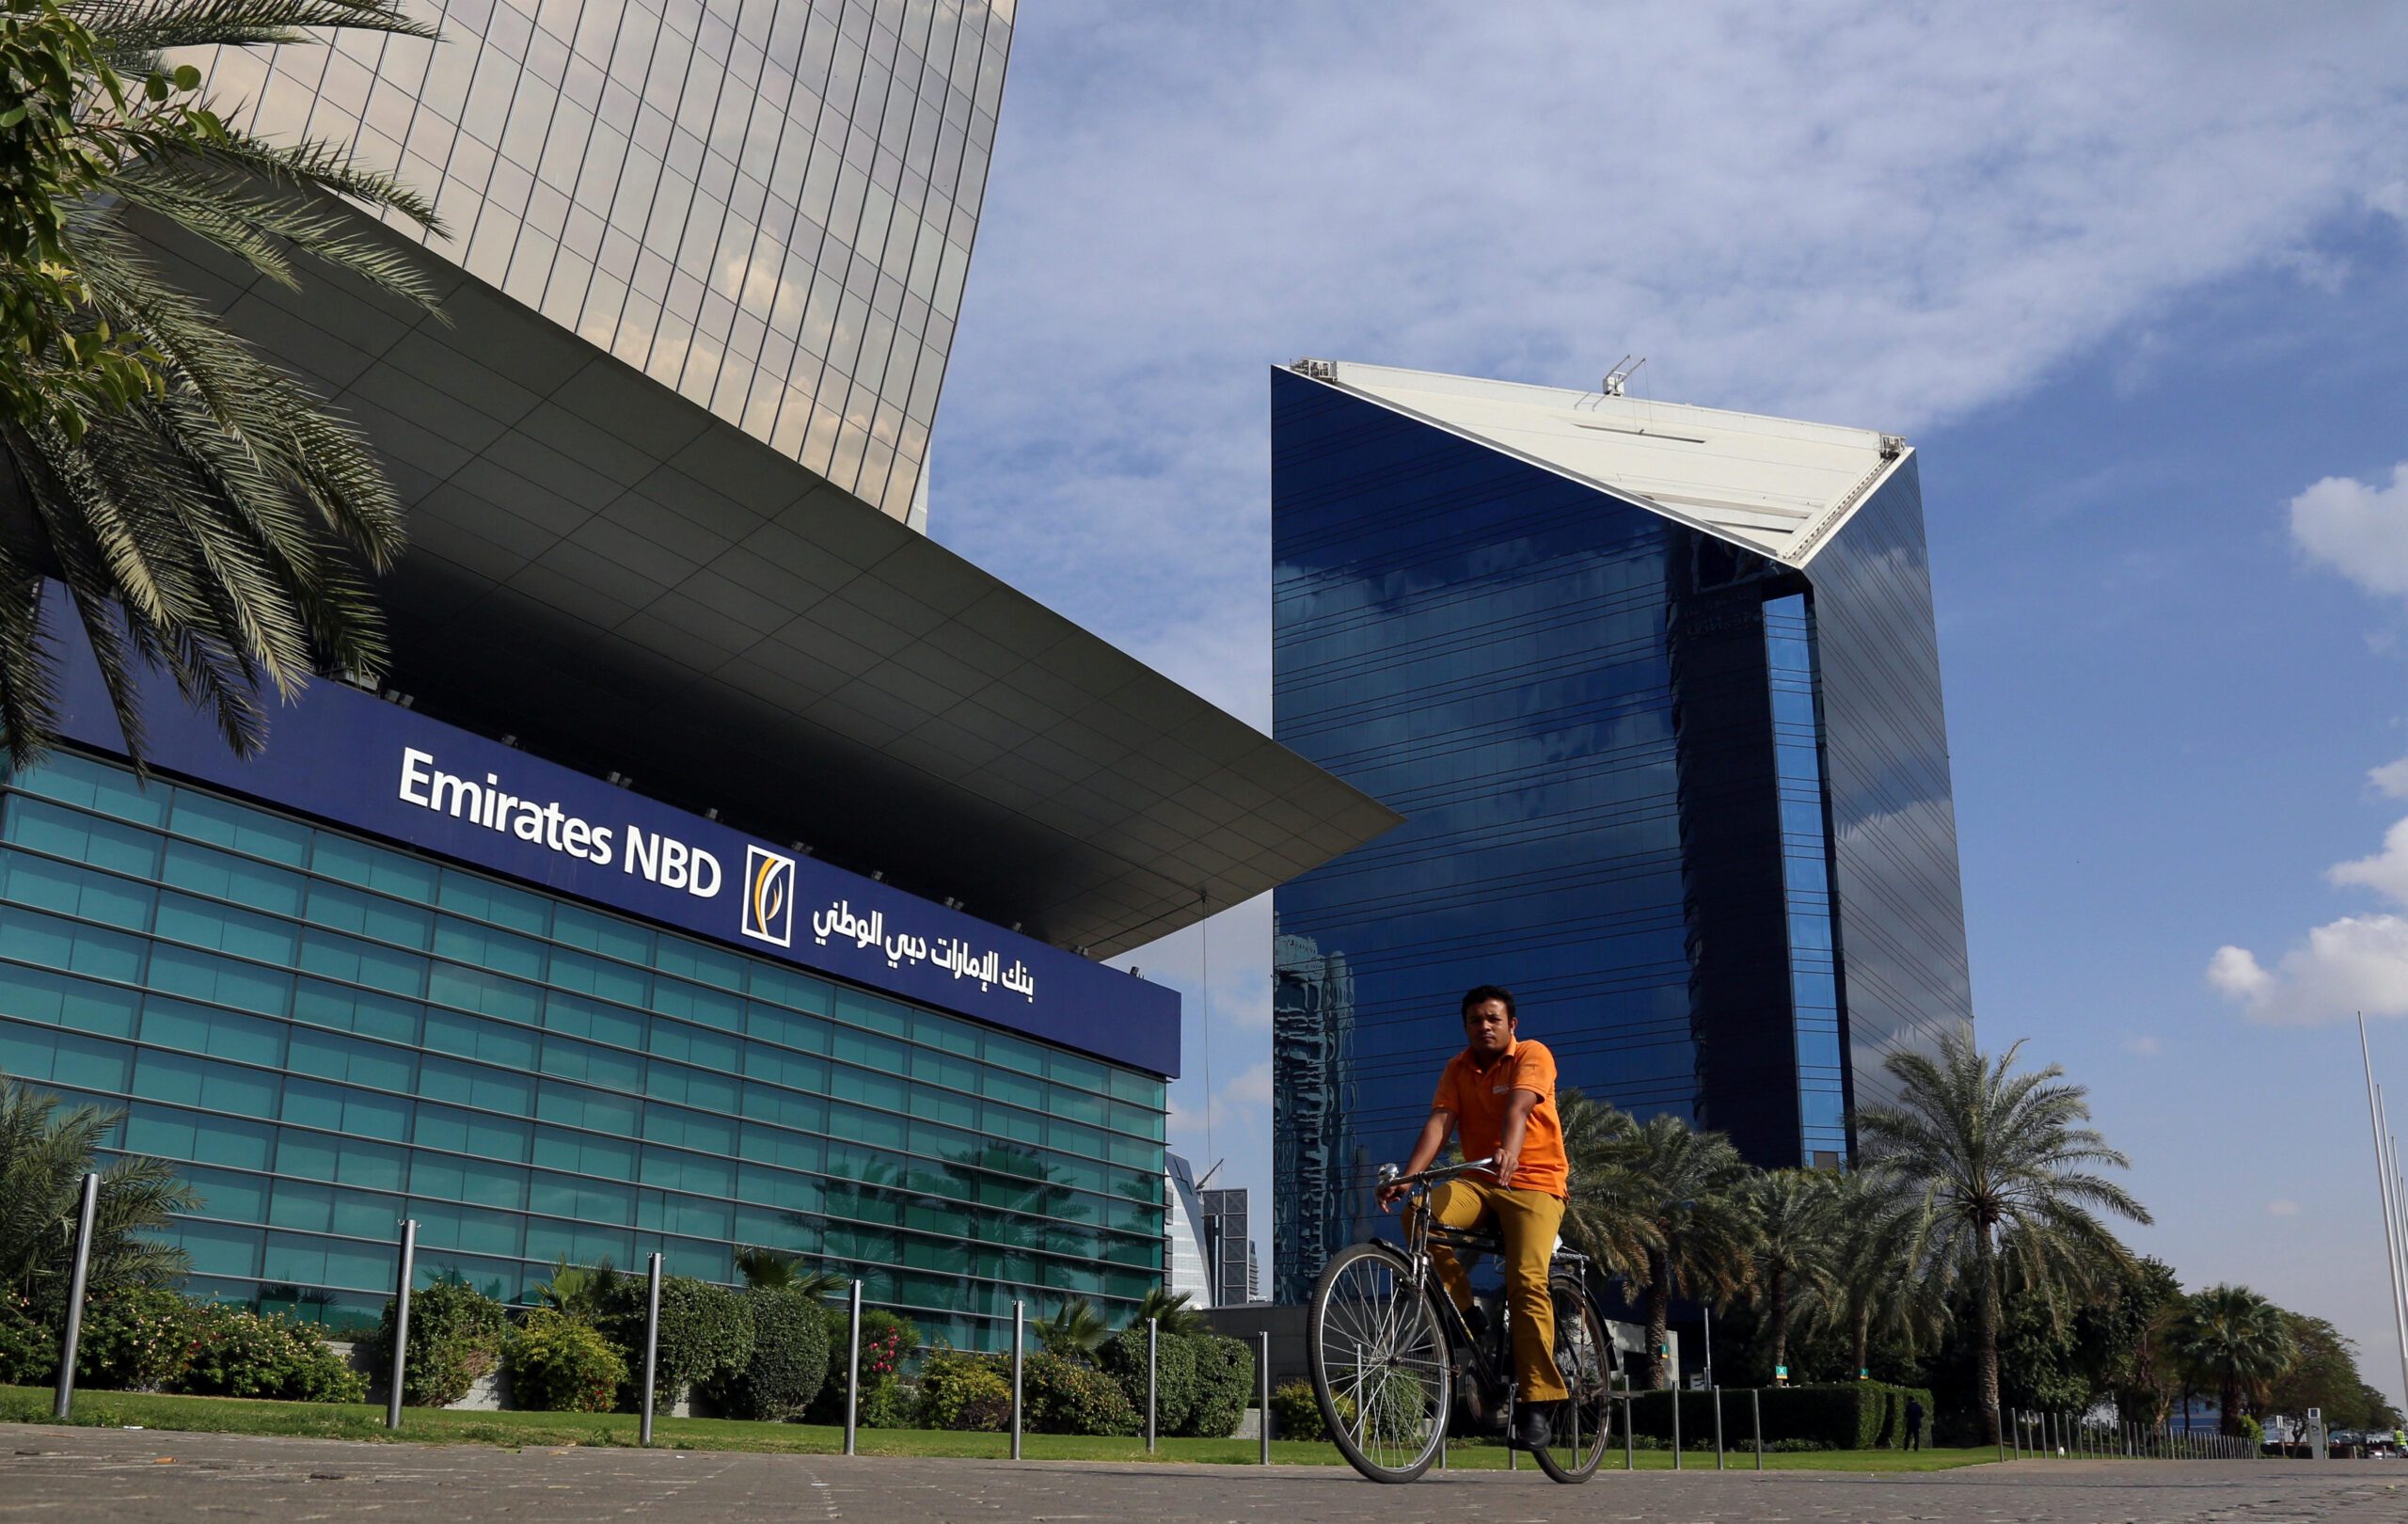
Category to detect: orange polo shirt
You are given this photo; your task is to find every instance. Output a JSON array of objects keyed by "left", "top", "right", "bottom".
[{"left": 1433, "top": 1036, "right": 1567, "bottom": 1198}]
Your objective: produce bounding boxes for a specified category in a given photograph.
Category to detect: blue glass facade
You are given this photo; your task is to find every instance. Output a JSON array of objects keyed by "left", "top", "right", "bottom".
[
  {"left": 1270, "top": 370, "right": 1970, "bottom": 1299},
  {"left": 0, "top": 749, "right": 1166, "bottom": 1347}
]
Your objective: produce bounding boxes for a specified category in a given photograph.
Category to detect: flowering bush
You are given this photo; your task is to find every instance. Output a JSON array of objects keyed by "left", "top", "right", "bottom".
[
  {"left": 507, "top": 1310, "right": 626, "bottom": 1414},
  {"left": 179, "top": 1301, "right": 364, "bottom": 1403},
  {"left": 0, "top": 1291, "right": 54, "bottom": 1386},
  {"left": 807, "top": 1309, "right": 918, "bottom": 1423},
  {"left": 73, "top": 1287, "right": 194, "bottom": 1391}
]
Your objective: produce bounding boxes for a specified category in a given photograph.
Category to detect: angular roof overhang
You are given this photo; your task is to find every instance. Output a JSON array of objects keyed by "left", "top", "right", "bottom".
[
  {"left": 1295, "top": 361, "right": 1911, "bottom": 568},
  {"left": 118, "top": 214, "right": 1401, "bottom": 957}
]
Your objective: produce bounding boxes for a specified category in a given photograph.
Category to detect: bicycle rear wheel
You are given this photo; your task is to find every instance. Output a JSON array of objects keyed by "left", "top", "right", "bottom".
[
  {"left": 1530, "top": 1280, "right": 1614, "bottom": 1483},
  {"left": 1308, "top": 1242, "right": 1452, "bottom": 1484}
]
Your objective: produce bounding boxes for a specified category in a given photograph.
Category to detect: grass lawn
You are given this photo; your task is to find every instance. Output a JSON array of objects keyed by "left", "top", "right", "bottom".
[{"left": 0, "top": 1387, "right": 1999, "bottom": 1471}]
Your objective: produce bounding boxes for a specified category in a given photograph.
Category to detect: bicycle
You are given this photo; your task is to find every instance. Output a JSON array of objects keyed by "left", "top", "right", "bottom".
[{"left": 1306, "top": 1155, "right": 1619, "bottom": 1484}]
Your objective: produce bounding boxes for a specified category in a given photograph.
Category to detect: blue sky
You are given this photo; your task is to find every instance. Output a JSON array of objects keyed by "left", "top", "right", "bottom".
[{"left": 927, "top": 3, "right": 2408, "bottom": 1390}]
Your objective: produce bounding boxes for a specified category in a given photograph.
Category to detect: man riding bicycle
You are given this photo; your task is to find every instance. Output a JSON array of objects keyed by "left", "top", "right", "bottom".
[{"left": 1376, "top": 984, "right": 1567, "bottom": 1450}]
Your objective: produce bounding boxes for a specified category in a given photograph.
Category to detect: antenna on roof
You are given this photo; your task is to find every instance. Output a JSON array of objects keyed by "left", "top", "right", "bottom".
[{"left": 1602, "top": 355, "right": 1646, "bottom": 397}]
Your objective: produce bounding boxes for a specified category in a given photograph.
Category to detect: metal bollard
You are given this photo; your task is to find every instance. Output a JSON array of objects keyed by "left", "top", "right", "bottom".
[
  {"left": 1626, "top": 1391, "right": 1636, "bottom": 1469},
  {"left": 386, "top": 1218, "right": 417, "bottom": 1430},
  {"left": 1713, "top": 1386, "right": 1724, "bottom": 1469},
  {"left": 1146, "top": 1318, "right": 1157, "bottom": 1453},
  {"left": 1010, "top": 1301, "right": 1024, "bottom": 1461},
  {"left": 1259, "top": 1331, "right": 1271, "bottom": 1466},
  {"left": 1752, "top": 1387, "right": 1763, "bottom": 1471},
  {"left": 639, "top": 1252, "right": 663, "bottom": 1447},
  {"left": 843, "top": 1280, "right": 863, "bottom": 1456},
  {"left": 1671, "top": 1386, "right": 1682, "bottom": 1469},
  {"left": 51, "top": 1173, "right": 100, "bottom": 1421}
]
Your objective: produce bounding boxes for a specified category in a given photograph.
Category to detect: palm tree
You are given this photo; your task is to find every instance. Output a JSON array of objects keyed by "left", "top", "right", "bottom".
[
  {"left": 1554, "top": 1088, "right": 1656, "bottom": 1278},
  {"left": 1798, "top": 1165, "right": 1941, "bottom": 1380},
  {"left": 1746, "top": 1168, "right": 1841, "bottom": 1383},
  {"left": 1035, "top": 1295, "right": 1109, "bottom": 1360},
  {"left": 0, "top": 0, "right": 444, "bottom": 766},
  {"left": 1583, "top": 1112, "right": 1758, "bottom": 1389},
  {"left": 2171, "top": 1284, "right": 2296, "bottom": 1437},
  {"left": 734, "top": 1246, "right": 845, "bottom": 1299},
  {"left": 528, "top": 1255, "right": 617, "bottom": 1319},
  {"left": 1855, "top": 1030, "right": 2150, "bottom": 1445},
  {"left": 1131, "top": 1286, "right": 1207, "bottom": 1336},
  {"left": 0, "top": 1071, "right": 195, "bottom": 1310}
]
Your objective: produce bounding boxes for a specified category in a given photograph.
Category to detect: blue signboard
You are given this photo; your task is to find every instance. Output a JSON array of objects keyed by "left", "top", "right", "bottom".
[{"left": 39, "top": 602, "right": 1180, "bottom": 1076}]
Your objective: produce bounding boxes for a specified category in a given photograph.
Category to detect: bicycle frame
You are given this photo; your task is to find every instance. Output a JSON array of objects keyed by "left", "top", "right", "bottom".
[{"left": 1382, "top": 1156, "right": 1563, "bottom": 1423}]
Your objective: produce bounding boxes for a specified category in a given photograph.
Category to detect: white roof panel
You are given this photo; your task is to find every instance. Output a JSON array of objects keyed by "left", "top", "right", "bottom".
[{"left": 1305, "top": 361, "right": 1909, "bottom": 567}]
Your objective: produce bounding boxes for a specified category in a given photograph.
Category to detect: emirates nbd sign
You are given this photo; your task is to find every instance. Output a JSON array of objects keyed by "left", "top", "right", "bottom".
[{"left": 43, "top": 600, "right": 1177, "bottom": 1075}]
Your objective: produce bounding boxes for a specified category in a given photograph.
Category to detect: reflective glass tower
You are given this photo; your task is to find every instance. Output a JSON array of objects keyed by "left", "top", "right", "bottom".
[
  {"left": 178, "top": 0, "right": 1011, "bottom": 526},
  {"left": 1270, "top": 361, "right": 1972, "bottom": 1300}
]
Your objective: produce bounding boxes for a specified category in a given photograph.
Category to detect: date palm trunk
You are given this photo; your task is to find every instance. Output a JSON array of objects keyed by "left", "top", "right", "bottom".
[
  {"left": 1644, "top": 1247, "right": 1672, "bottom": 1389},
  {"left": 1767, "top": 1269, "right": 1789, "bottom": 1381},
  {"left": 1974, "top": 1222, "right": 2002, "bottom": 1445}
]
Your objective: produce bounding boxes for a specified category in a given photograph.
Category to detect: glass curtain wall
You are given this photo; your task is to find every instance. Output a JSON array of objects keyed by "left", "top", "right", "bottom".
[
  {"left": 172, "top": 0, "right": 1014, "bottom": 521},
  {"left": 0, "top": 749, "right": 1163, "bottom": 1348},
  {"left": 1764, "top": 594, "right": 1847, "bottom": 1163},
  {"left": 1798, "top": 458, "right": 1973, "bottom": 1115}
]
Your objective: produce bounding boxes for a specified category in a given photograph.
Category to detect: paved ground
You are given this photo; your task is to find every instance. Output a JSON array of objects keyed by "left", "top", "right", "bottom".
[{"left": 1, "top": 1424, "right": 2403, "bottom": 1521}]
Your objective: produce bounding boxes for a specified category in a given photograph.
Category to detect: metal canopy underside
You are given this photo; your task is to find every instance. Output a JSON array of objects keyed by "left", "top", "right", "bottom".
[
  {"left": 127, "top": 215, "right": 1401, "bottom": 958},
  {"left": 1304, "top": 361, "right": 1909, "bottom": 568}
]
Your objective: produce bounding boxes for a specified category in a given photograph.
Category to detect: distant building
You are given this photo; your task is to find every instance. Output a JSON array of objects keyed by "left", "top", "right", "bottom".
[
  {"left": 1272, "top": 930, "right": 1363, "bottom": 1304},
  {"left": 1198, "top": 1186, "right": 1253, "bottom": 1307},
  {"left": 1164, "top": 1153, "right": 1214, "bottom": 1310}
]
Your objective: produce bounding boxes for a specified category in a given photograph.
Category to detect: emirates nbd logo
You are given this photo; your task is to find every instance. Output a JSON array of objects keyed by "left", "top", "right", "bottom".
[{"left": 741, "top": 845, "right": 796, "bottom": 947}]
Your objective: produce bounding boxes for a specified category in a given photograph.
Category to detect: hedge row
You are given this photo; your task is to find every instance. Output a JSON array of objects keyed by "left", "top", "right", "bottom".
[
  {"left": 0, "top": 1286, "right": 363, "bottom": 1402},
  {"left": 1621, "top": 1382, "right": 1933, "bottom": 1450}
]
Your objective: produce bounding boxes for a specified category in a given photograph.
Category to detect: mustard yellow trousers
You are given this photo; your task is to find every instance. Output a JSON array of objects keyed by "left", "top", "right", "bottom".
[{"left": 1413, "top": 1179, "right": 1567, "bottom": 1403}]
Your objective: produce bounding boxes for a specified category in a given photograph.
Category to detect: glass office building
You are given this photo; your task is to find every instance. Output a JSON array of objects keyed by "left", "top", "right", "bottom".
[
  {"left": 1270, "top": 361, "right": 1972, "bottom": 1300},
  {"left": 175, "top": 0, "right": 1012, "bottom": 527},
  {"left": 0, "top": 712, "right": 1169, "bottom": 1349}
]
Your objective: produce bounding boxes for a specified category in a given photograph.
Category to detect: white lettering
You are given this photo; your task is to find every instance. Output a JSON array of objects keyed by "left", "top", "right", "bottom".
[{"left": 399, "top": 748, "right": 434, "bottom": 805}]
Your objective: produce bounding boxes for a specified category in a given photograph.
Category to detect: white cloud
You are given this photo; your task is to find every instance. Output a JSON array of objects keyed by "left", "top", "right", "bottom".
[
  {"left": 2374, "top": 180, "right": 2408, "bottom": 226},
  {"left": 2331, "top": 818, "right": 2408, "bottom": 904},
  {"left": 2291, "top": 464, "right": 2408, "bottom": 599},
  {"left": 2268, "top": 1199, "right": 2303, "bottom": 1217},
  {"left": 938, "top": 4, "right": 2408, "bottom": 712},
  {"left": 2371, "top": 755, "right": 2408, "bottom": 799},
  {"left": 2210, "top": 916, "right": 2408, "bottom": 1026},
  {"left": 2122, "top": 1035, "right": 2162, "bottom": 1057}
]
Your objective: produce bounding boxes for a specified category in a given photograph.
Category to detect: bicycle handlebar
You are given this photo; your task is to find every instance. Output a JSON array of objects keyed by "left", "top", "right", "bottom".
[{"left": 1375, "top": 1155, "right": 1499, "bottom": 1193}]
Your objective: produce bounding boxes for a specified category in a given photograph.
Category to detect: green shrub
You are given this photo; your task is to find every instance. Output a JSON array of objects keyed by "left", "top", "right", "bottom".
[
  {"left": 507, "top": 1310, "right": 626, "bottom": 1413},
  {"left": 370, "top": 1278, "right": 507, "bottom": 1407},
  {"left": 1181, "top": 1334, "right": 1252, "bottom": 1437},
  {"left": 1269, "top": 1377, "right": 1352, "bottom": 1442},
  {"left": 1023, "top": 1350, "right": 1142, "bottom": 1436},
  {"left": 180, "top": 1301, "right": 364, "bottom": 1402},
  {"left": 859, "top": 1373, "right": 916, "bottom": 1427},
  {"left": 596, "top": 1275, "right": 755, "bottom": 1411},
  {"left": 917, "top": 1347, "right": 1012, "bottom": 1431},
  {"left": 1100, "top": 1326, "right": 1196, "bottom": 1434},
  {"left": 0, "top": 1291, "right": 54, "bottom": 1387},
  {"left": 702, "top": 1289, "right": 830, "bottom": 1421},
  {"left": 73, "top": 1286, "right": 194, "bottom": 1392}
]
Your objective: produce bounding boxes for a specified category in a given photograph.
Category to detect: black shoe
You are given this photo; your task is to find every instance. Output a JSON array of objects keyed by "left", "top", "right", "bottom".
[{"left": 1513, "top": 1404, "right": 1553, "bottom": 1452}]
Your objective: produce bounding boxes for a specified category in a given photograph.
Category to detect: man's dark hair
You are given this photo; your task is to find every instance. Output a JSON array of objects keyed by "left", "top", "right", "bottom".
[{"left": 1460, "top": 985, "right": 1516, "bottom": 1022}]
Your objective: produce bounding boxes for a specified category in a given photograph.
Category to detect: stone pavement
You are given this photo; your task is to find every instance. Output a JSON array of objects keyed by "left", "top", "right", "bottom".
[{"left": 2, "top": 1424, "right": 2403, "bottom": 1521}]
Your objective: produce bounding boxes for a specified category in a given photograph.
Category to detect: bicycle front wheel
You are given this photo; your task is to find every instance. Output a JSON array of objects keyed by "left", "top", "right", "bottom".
[
  {"left": 1530, "top": 1280, "right": 1615, "bottom": 1484},
  {"left": 1308, "top": 1242, "right": 1453, "bottom": 1484}
]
